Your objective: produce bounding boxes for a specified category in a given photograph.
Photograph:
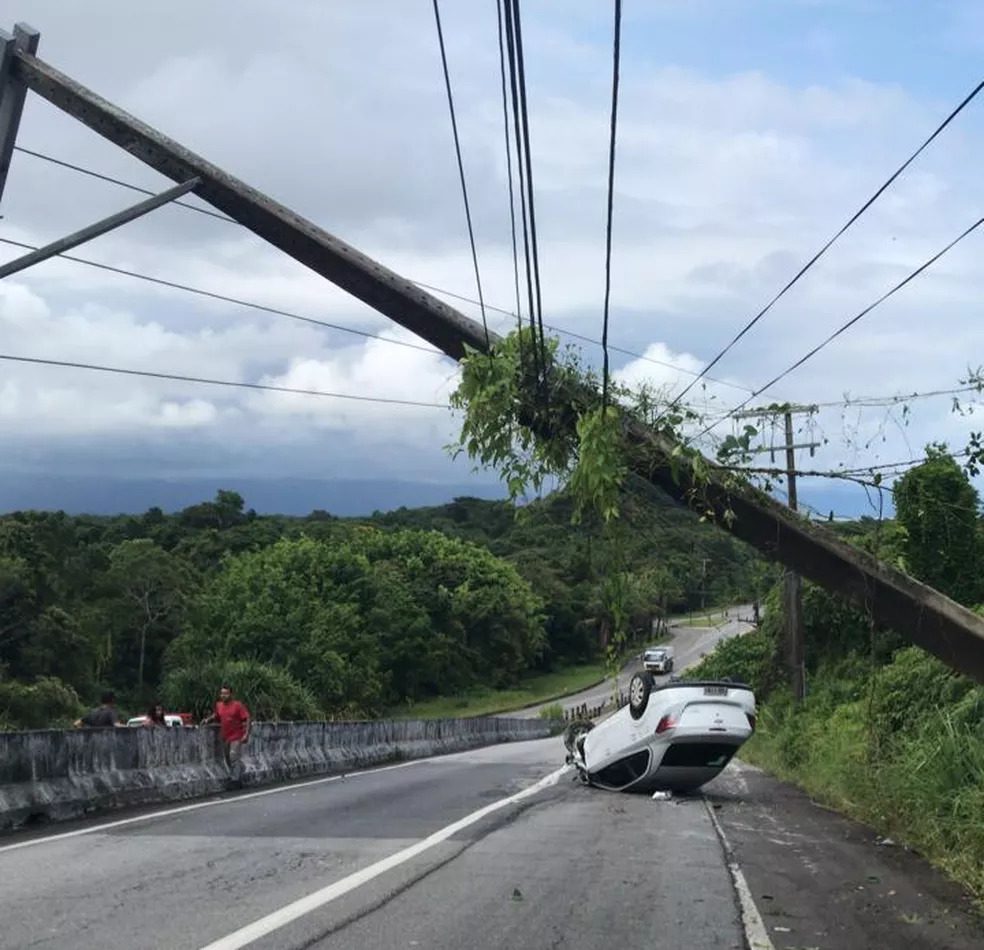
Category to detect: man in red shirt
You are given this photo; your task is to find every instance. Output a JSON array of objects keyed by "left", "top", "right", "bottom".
[{"left": 201, "top": 685, "right": 250, "bottom": 786}]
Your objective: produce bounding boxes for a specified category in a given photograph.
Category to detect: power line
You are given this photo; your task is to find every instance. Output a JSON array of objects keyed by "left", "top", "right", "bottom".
[
  {"left": 431, "top": 0, "right": 490, "bottom": 352},
  {"left": 810, "top": 383, "right": 981, "bottom": 410},
  {"left": 505, "top": 0, "right": 547, "bottom": 376},
  {"left": 0, "top": 237, "right": 442, "bottom": 356},
  {"left": 693, "top": 214, "right": 984, "bottom": 444},
  {"left": 0, "top": 352, "right": 451, "bottom": 408},
  {"left": 670, "top": 76, "right": 984, "bottom": 406},
  {"left": 495, "top": 0, "right": 524, "bottom": 339},
  {"left": 12, "top": 145, "right": 761, "bottom": 394},
  {"left": 600, "top": 0, "right": 622, "bottom": 408},
  {"left": 0, "top": 231, "right": 755, "bottom": 404},
  {"left": 410, "top": 278, "right": 754, "bottom": 391},
  {"left": 12, "top": 145, "right": 233, "bottom": 222}
]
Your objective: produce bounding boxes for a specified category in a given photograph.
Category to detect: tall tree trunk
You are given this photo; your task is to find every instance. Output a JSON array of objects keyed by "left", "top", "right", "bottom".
[{"left": 138, "top": 622, "right": 147, "bottom": 693}]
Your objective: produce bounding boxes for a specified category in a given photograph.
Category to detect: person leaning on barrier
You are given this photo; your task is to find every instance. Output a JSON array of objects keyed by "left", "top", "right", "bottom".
[
  {"left": 200, "top": 684, "right": 251, "bottom": 787},
  {"left": 74, "top": 690, "right": 124, "bottom": 728}
]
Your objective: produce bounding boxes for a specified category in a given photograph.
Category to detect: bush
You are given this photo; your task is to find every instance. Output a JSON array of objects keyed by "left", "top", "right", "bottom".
[
  {"left": 0, "top": 675, "right": 82, "bottom": 730},
  {"left": 684, "top": 629, "right": 779, "bottom": 697},
  {"left": 868, "top": 646, "right": 977, "bottom": 742},
  {"left": 161, "top": 659, "right": 322, "bottom": 722},
  {"left": 538, "top": 702, "right": 564, "bottom": 721}
]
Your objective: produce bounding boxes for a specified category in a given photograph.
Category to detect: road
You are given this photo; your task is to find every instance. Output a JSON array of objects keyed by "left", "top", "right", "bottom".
[
  {"left": 3, "top": 734, "right": 982, "bottom": 950},
  {"left": 503, "top": 605, "right": 754, "bottom": 719}
]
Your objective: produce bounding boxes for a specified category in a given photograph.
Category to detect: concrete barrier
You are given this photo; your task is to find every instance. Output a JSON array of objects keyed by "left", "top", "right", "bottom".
[{"left": 0, "top": 717, "right": 551, "bottom": 832}]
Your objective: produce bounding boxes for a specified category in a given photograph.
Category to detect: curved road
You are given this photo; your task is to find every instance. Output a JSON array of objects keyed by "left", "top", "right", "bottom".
[{"left": 503, "top": 605, "right": 754, "bottom": 719}]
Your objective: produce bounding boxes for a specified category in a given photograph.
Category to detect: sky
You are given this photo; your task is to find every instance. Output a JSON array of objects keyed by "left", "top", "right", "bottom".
[{"left": 1, "top": 0, "right": 983, "bottom": 517}]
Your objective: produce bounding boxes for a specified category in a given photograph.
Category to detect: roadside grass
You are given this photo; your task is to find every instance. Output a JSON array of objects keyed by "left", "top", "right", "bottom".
[{"left": 387, "top": 661, "right": 610, "bottom": 720}]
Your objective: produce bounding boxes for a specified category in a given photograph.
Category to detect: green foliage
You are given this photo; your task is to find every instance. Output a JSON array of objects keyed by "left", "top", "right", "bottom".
[
  {"left": 161, "top": 659, "right": 320, "bottom": 722},
  {"left": 450, "top": 330, "right": 581, "bottom": 502},
  {"left": 107, "top": 539, "right": 199, "bottom": 694},
  {"left": 894, "top": 445, "right": 982, "bottom": 604},
  {"left": 685, "top": 628, "right": 779, "bottom": 696},
  {"left": 0, "top": 675, "right": 82, "bottom": 730},
  {"left": 568, "top": 406, "right": 626, "bottom": 523},
  {"left": 167, "top": 531, "right": 546, "bottom": 716},
  {"left": 538, "top": 702, "right": 564, "bottom": 721},
  {"left": 0, "top": 482, "right": 767, "bottom": 727},
  {"left": 868, "top": 646, "right": 978, "bottom": 738}
]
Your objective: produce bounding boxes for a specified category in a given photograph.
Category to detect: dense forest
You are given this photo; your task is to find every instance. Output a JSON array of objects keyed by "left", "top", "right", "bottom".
[{"left": 0, "top": 480, "right": 767, "bottom": 729}]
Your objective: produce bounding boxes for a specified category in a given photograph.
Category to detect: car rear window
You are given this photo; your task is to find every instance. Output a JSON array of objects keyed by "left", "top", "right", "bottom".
[{"left": 661, "top": 743, "right": 737, "bottom": 769}]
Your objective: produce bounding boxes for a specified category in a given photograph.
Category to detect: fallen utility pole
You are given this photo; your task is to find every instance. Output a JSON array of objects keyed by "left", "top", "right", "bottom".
[{"left": 5, "top": 27, "right": 984, "bottom": 683}]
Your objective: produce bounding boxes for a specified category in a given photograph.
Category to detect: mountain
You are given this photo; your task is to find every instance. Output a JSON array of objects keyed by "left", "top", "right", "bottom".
[{"left": 0, "top": 473, "right": 505, "bottom": 517}]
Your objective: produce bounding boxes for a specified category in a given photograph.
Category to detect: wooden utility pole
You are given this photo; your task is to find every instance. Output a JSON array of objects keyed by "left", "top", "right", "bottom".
[
  {"left": 5, "top": 27, "right": 984, "bottom": 682},
  {"left": 738, "top": 406, "right": 817, "bottom": 701},
  {"left": 782, "top": 410, "right": 806, "bottom": 701}
]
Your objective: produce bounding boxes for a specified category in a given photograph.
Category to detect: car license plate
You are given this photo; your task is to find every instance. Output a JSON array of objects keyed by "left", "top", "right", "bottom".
[{"left": 703, "top": 685, "right": 728, "bottom": 696}]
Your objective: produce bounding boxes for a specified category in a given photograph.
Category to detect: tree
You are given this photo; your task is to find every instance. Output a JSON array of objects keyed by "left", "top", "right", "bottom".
[
  {"left": 107, "top": 540, "right": 198, "bottom": 694},
  {"left": 894, "top": 446, "right": 982, "bottom": 605}
]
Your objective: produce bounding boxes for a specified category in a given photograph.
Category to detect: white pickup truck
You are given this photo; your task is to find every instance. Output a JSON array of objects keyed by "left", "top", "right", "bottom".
[{"left": 566, "top": 673, "right": 756, "bottom": 793}]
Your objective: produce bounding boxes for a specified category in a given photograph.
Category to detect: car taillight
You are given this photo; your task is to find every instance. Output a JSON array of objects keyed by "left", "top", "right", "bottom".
[
  {"left": 655, "top": 715, "right": 677, "bottom": 734},
  {"left": 746, "top": 713, "right": 756, "bottom": 731}
]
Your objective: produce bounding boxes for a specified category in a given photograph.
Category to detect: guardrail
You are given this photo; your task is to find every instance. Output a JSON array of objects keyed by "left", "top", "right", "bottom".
[{"left": 0, "top": 716, "right": 551, "bottom": 832}]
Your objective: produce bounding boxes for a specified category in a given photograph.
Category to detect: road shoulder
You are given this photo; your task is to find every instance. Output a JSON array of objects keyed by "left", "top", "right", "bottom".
[{"left": 707, "top": 760, "right": 984, "bottom": 949}]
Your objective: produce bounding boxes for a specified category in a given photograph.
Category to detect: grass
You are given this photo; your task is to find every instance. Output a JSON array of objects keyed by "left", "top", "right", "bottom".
[{"left": 387, "top": 661, "right": 610, "bottom": 720}]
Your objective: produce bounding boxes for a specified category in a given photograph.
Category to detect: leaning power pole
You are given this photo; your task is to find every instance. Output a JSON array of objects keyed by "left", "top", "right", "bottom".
[{"left": 4, "top": 24, "right": 984, "bottom": 682}]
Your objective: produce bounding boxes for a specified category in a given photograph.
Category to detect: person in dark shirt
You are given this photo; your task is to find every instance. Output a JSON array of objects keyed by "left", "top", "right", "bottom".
[
  {"left": 144, "top": 702, "right": 168, "bottom": 728},
  {"left": 74, "top": 691, "right": 123, "bottom": 729}
]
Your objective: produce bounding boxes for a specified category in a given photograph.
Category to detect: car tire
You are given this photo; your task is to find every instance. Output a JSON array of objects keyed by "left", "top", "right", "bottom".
[{"left": 628, "top": 672, "right": 653, "bottom": 720}]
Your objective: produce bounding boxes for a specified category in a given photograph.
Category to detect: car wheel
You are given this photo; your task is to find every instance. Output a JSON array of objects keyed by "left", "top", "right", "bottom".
[{"left": 628, "top": 672, "right": 653, "bottom": 720}]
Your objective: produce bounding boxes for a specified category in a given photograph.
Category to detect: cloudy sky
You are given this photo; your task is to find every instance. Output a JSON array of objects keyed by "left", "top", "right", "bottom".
[{"left": 1, "top": 0, "right": 983, "bottom": 516}]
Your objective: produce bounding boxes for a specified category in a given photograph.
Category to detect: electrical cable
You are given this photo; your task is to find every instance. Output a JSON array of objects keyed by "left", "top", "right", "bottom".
[
  {"left": 507, "top": 0, "right": 548, "bottom": 373},
  {"left": 0, "top": 352, "right": 451, "bottom": 408},
  {"left": 670, "top": 76, "right": 984, "bottom": 406},
  {"left": 495, "top": 0, "right": 524, "bottom": 339},
  {"left": 11, "top": 146, "right": 762, "bottom": 393},
  {"left": 0, "top": 237, "right": 441, "bottom": 355},
  {"left": 431, "top": 0, "right": 491, "bottom": 352},
  {"left": 691, "top": 214, "right": 984, "bottom": 444},
  {"left": 600, "top": 0, "right": 622, "bottom": 408}
]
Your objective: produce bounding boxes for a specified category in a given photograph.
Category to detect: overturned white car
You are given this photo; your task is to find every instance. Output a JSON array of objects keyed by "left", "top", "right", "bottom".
[{"left": 565, "top": 673, "right": 756, "bottom": 793}]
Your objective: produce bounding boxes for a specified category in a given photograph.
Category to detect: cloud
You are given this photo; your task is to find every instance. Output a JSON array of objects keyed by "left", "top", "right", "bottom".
[{"left": 2, "top": 0, "right": 983, "bottom": 512}]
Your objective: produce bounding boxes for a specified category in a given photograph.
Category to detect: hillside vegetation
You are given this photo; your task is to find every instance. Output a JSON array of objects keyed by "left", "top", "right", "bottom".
[
  {"left": 689, "top": 448, "right": 984, "bottom": 899},
  {"left": 0, "top": 482, "right": 767, "bottom": 727}
]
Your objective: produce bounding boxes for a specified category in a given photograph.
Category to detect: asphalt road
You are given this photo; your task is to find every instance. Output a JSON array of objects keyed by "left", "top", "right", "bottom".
[
  {"left": 503, "top": 605, "right": 755, "bottom": 719},
  {"left": 3, "top": 733, "right": 983, "bottom": 949}
]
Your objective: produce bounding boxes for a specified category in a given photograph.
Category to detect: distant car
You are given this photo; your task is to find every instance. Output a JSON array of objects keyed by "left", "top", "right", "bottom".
[
  {"left": 126, "top": 714, "right": 185, "bottom": 728},
  {"left": 642, "top": 646, "right": 674, "bottom": 674},
  {"left": 565, "top": 674, "right": 755, "bottom": 793}
]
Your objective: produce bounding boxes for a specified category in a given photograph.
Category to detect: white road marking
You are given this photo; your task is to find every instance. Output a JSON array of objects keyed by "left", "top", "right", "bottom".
[
  {"left": 704, "top": 799, "right": 775, "bottom": 950},
  {"left": 198, "top": 765, "right": 568, "bottom": 950},
  {"left": 0, "top": 759, "right": 423, "bottom": 855}
]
